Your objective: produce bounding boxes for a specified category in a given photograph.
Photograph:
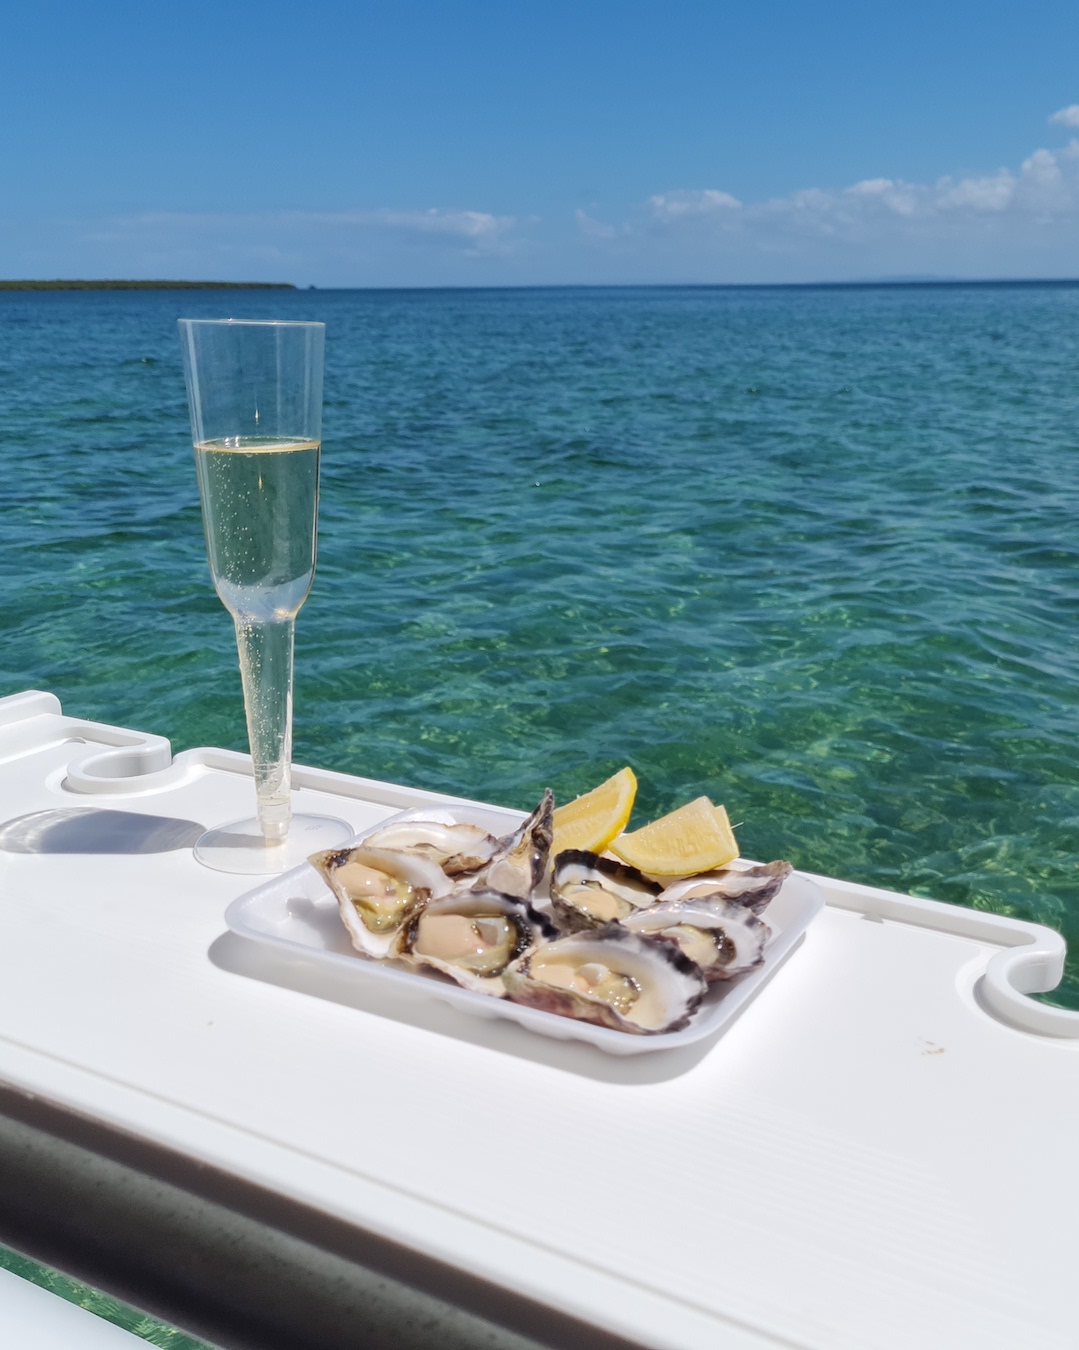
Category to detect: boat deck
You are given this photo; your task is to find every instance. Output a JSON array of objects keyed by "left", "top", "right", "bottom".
[{"left": 0, "top": 690, "right": 1075, "bottom": 1350}]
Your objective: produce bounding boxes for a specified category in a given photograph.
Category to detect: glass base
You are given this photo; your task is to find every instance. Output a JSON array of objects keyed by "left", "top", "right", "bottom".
[{"left": 193, "top": 813, "right": 352, "bottom": 875}]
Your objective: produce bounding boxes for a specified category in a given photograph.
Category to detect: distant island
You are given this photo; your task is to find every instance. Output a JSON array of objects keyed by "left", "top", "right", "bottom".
[{"left": 0, "top": 280, "right": 296, "bottom": 291}]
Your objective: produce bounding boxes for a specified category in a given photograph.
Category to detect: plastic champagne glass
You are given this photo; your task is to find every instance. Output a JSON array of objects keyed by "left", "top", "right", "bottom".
[{"left": 179, "top": 318, "right": 349, "bottom": 873}]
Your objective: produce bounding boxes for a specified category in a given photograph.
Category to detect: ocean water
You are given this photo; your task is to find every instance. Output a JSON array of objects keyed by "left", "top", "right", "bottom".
[{"left": 3, "top": 282, "right": 1079, "bottom": 1013}]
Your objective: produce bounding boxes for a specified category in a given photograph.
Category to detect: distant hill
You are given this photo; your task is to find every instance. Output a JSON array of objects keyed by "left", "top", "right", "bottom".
[{"left": 0, "top": 280, "right": 296, "bottom": 291}]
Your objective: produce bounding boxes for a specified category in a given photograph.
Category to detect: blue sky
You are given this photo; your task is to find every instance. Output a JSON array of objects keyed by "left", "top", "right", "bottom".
[{"left": 3, "top": 0, "right": 1079, "bottom": 285}]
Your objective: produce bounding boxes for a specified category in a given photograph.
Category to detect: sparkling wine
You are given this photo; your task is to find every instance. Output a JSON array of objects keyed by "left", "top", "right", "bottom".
[
  {"left": 194, "top": 437, "right": 320, "bottom": 622},
  {"left": 194, "top": 436, "right": 320, "bottom": 838}
]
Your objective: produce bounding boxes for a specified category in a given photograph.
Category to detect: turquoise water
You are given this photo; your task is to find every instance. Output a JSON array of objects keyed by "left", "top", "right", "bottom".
[{"left": 4, "top": 284, "right": 1079, "bottom": 1007}]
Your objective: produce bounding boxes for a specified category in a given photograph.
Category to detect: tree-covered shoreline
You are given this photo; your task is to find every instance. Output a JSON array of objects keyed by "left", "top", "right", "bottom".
[{"left": 0, "top": 280, "right": 296, "bottom": 291}]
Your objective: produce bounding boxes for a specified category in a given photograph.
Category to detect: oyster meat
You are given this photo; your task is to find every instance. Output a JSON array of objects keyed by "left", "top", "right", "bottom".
[
  {"left": 401, "top": 889, "right": 555, "bottom": 995},
  {"left": 308, "top": 844, "right": 452, "bottom": 958},
  {"left": 503, "top": 924, "right": 706, "bottom": 1034},
  {"left": 548, "top": 849, "right": 661, "bottom": 932},
  {"left": 624, "top": 895, "right": 770, "bottom": 982},
  {"left": 363, "top": 816, "right": 501, "bottom": 878},
  {"left": 658, "top": 860, "right": 792, "bottom": 914}
]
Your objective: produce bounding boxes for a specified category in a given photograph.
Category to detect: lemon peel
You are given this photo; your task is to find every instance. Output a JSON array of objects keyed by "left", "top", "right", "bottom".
[
  {"left": 552, "top": 767, "right": 638, "bottom": 856},
  {"left": 609, "top": 797, "right": 738, "bottom": 876}
]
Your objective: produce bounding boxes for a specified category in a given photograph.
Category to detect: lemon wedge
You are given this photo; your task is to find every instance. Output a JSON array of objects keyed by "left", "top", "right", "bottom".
[
  {"left": 552, "top": 767, "right": 638, "bottom": 855},
  {"left": 609, "top": 797, "right": 738, "bottom": 876}
]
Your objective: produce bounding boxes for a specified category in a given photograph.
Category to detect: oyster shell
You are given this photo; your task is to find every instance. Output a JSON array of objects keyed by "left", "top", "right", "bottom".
[
  {"left": 548, "top": 849, "right": 661, "bottom": 932},
  {"left": 503, "top": 924, "right": 706, "bottom": 1034},
  {"left": 308, "top": 844, "right": 452, "bottom": 958},
  {"left": 481, "top": 790, "right": 555, "bottom": 899},
  {"left": 401, "top": 889, "right": 555, "bottom": 995},
  {"left": 658, "top": 860, "right": 792, "bottom": 915},
  {"left": 363, "top": 816, "right": 501, "bottom": 878},
  {"left": 624, "top": 896, "right": 770, "bottom": 982}
]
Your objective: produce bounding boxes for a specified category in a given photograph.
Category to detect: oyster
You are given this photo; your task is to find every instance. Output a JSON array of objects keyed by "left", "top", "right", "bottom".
[
  {"left": 308, "top": 844, "right": 452, "bottom": 958},
  {"left": 624, "top": 896, "right": 770, "bottom": 982},
  {"left": 363, "top": 816, "right": 501, "bottom": 878},
  {"left": 503, "top": 924, "right": 706, "bottom": 1034},
  {"left": 658, "top": 860, "right": 792, "bottom": 915},
  {"left": 548, "top": 849, "right": 661, "bottom": 932},
  {"left": 401, "top": 889, "right": 555, "bottom": 995},
  {"left": 481, "top": 790, "right": 555, "bottom": 900}
]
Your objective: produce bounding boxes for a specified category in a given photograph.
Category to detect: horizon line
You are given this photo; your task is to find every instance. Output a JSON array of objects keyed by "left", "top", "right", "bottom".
[
  {"left": 302, "top": 276, "right": 1079, "bottom": 292},
  {"left": 4, "top": 276, "right": 1079, "bottom": 294}
]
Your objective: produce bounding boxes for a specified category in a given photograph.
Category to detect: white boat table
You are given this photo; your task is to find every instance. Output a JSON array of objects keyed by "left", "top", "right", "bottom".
[{"left": 0, "top": 689, "right": 1076, "bottom": 1350}]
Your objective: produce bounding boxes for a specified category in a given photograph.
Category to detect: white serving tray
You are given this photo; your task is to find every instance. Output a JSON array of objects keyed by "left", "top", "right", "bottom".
[{"left": 225, "top": 804, "right": 826, "bottom": 1055}]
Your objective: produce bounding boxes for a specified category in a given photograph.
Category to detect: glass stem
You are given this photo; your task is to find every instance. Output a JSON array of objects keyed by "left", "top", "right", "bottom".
[{"left": 234, "top": 616, "right": 295, "bottom": 842}]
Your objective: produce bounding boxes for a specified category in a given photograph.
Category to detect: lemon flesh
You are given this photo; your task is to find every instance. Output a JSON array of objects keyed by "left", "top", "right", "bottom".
[
  {"left": 552, "top": 767, "right": 638, "bottom": 856},
  {"left": 610, "top": 797, "right": 738, "bottom": 876}
]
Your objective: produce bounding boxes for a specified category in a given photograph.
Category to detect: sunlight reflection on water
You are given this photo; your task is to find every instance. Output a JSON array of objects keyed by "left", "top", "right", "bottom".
[{"left": 3, "top": 283, "right": 1079, "bottom": 1006}]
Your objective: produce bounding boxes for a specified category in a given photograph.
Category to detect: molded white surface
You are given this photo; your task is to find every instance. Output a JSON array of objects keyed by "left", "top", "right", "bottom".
[
  {"left": 0, "top": 690, "right": 1077, "bottom": 1350},
  {"left": 0, "top": 1268, "right": 147, "bottom": 1347}
]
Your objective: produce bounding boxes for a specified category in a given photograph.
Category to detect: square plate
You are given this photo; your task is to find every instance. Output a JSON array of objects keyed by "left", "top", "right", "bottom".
[{"left": 224, "top": 803, "right": 825, "bottom": 1055}]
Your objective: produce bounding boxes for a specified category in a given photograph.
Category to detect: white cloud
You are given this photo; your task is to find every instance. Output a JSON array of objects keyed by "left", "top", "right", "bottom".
[
  {"left": 648, "top": 190, "right": 742, "bottom": 222},
  {"left": 1020, "top": 147, "right": 1063, "bottom": 189},
  {"left": 639, "top": 121, "right": 1079, "bottom": 250},
  {"left": 844, "top": 178, "right": 920, "bottom": 216},
  {"left": 1050, "top": 105, "right": 1079, "bottom": 128},
  {"left": 575, "top": 209, "right": 618, "bottom": 240},
  {"left": 935, "top": 171, "right": 1016, "bottom": 211},
  {"left": 81, "top": 205, "right": 520, "bottom": 275},
  {"left": 94, "top": 206, "right": 517, "bottom": 246},
  {"left": 36, "top": 203, "right": 526, "bottom": 287},
  {"left": 299, "top": 208, "right": 515, "bottom": 242},
  {"left": 562, "top": 110, "right": 1079, "bottom": 281}
]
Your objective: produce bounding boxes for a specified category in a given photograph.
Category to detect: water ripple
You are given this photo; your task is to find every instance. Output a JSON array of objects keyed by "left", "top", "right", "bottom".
[{"left": 3, "top": 285, "right": 1079, "bottom": 1006}]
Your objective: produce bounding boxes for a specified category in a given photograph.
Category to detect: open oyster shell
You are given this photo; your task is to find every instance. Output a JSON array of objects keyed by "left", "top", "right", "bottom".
[
  {"left": 503, "top": 924, "right": 706, "bottom": 1034},
  {"left": 658, "top": 860, "right": 792, "bottom": 915},
  {"left": 624, "top": 895, "right": 770, "bottom": 982},
  {"left": 401, "top": 888, "right": 556, "bottom": 995},
  {"left": 548, "top": 849, "right": 661, "bottom": 932},
  {"left": 308, "top": 844, "right": 452, "bottom": 958},
  {"left": 363, "top": 816, "right": 501, "bottom": 878},
  {"left": 480, "top": 789, "right": 555, "bottom": 899}
]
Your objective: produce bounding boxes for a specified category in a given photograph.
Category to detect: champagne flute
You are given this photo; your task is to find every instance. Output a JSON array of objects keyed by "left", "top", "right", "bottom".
[{"left": 179, "top": 318, "right": 349, "bottom": 874}]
